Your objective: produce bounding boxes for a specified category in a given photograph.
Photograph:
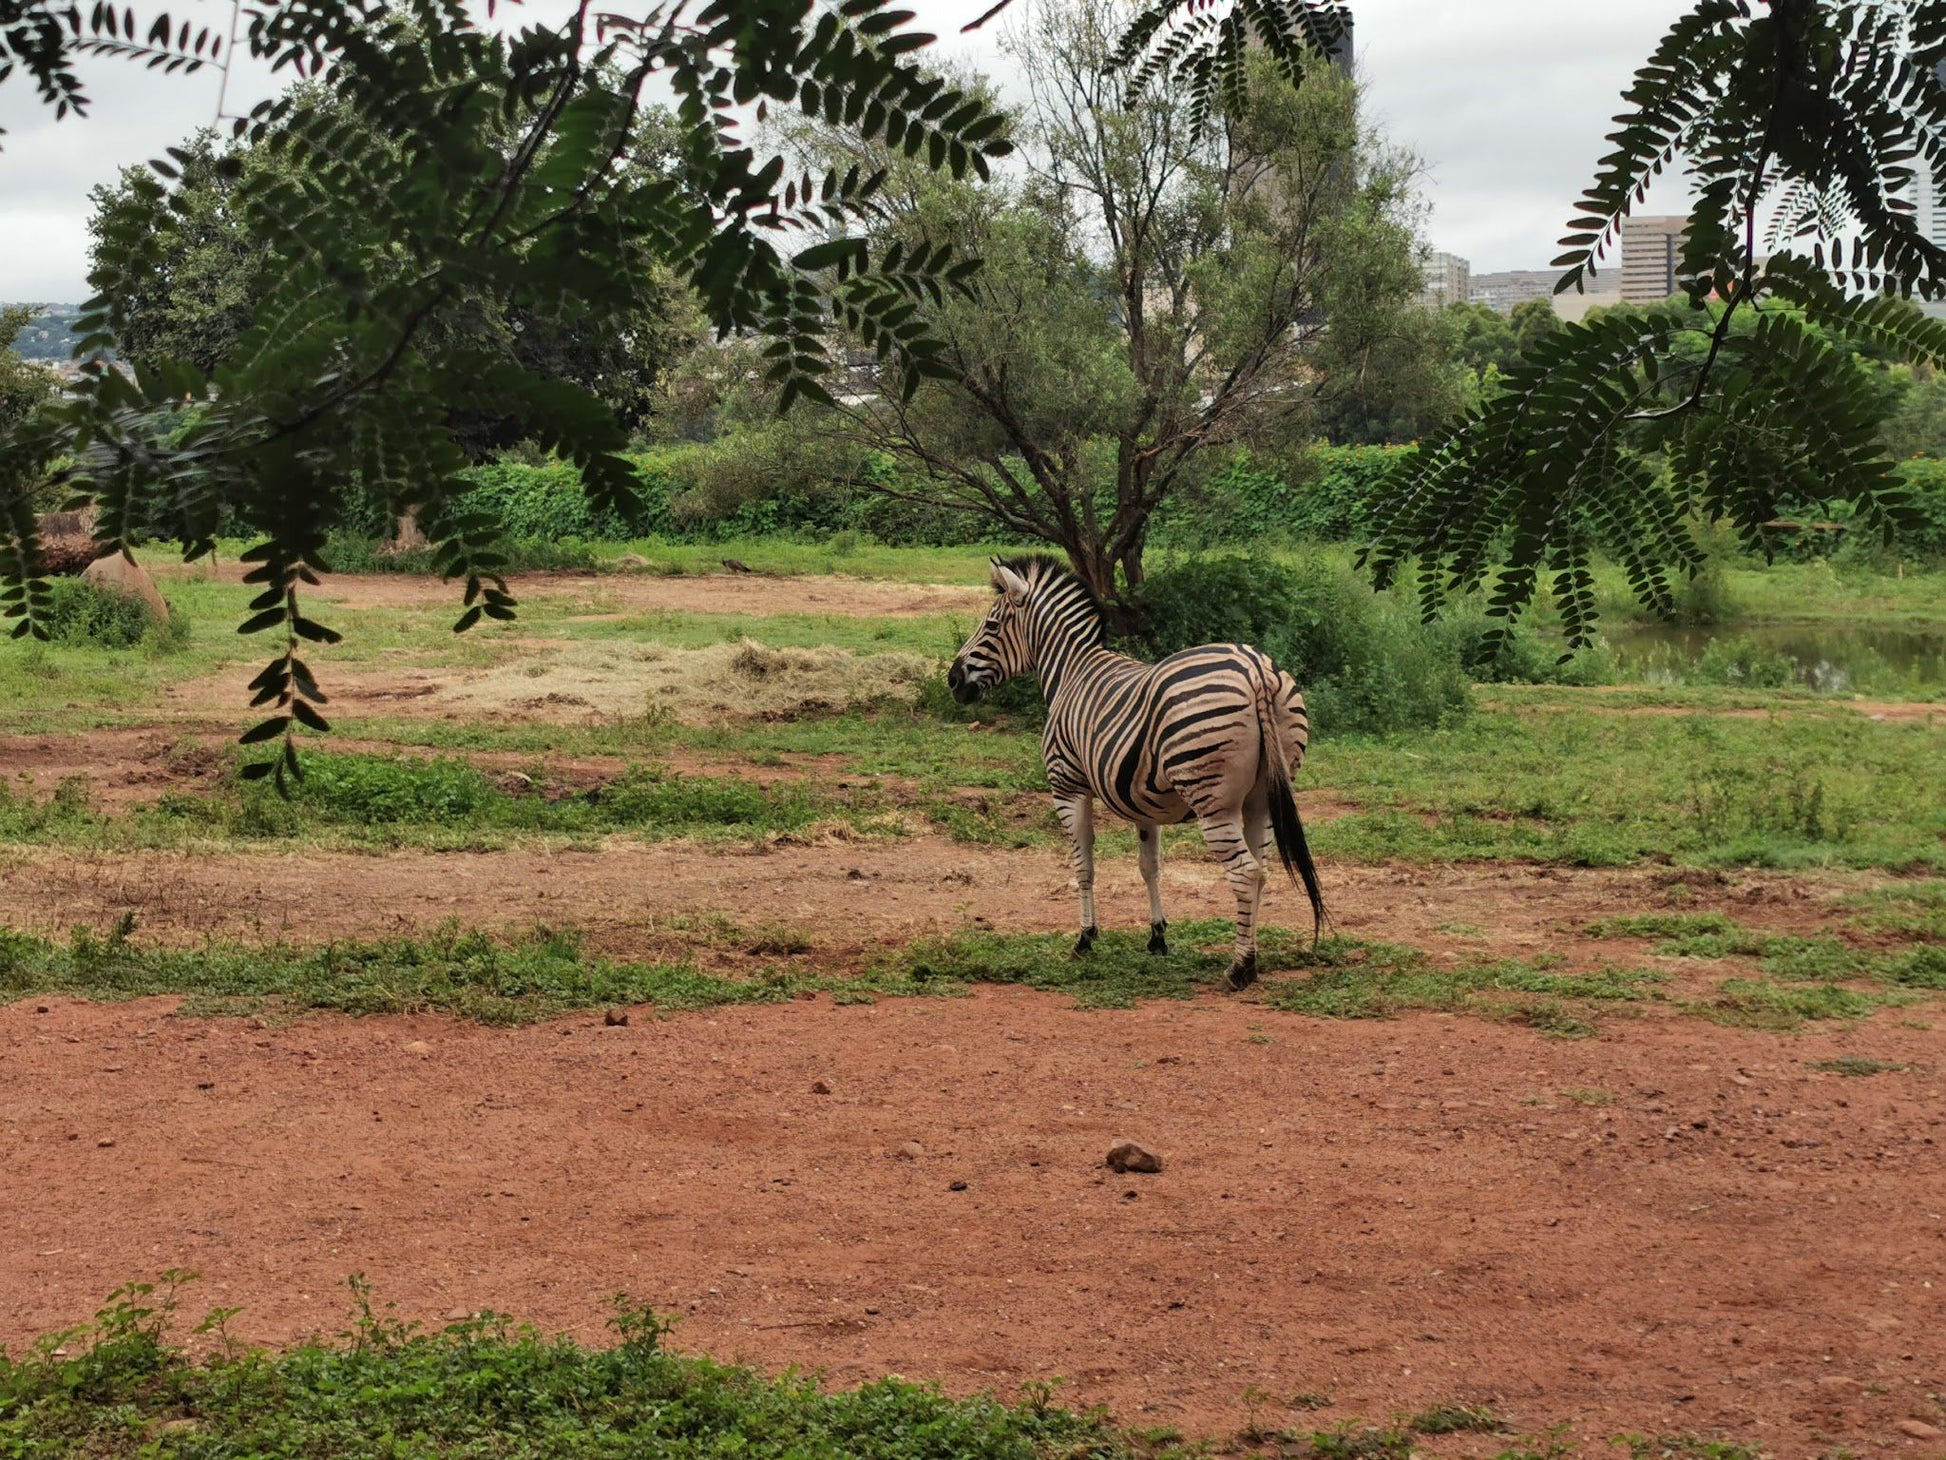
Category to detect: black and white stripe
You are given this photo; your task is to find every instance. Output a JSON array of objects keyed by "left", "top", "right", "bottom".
[{"left": 948, "top": 555, "right": 1326, "bottom": 989}]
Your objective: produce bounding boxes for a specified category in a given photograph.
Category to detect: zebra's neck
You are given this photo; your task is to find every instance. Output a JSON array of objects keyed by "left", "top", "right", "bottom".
[{"left": 1022, "top": 576, "right": 1105, "bottom": 699}]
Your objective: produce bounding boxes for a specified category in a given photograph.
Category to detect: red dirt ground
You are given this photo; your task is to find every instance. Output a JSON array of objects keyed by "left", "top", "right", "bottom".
[{"left": 2, "top": 989, "right": 1942, "bottom": 1456}]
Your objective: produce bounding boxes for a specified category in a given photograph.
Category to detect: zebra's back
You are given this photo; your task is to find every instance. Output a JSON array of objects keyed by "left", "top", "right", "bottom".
[{"left": 1042, "top": 642, "right": 1309, "bottom": 825}]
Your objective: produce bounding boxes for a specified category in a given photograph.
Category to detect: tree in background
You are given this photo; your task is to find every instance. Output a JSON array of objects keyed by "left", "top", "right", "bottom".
[
  {"left": 805, "top": 0, "right": 1423, "bottom": 616},
  {"left": 0, "top": 306, "right": 58, "bottom": 505},
  {"left": 1368, "top": 0, "right": 1946, "bottom": 649},
  {"left": 89, "top": 122, "right": 696, "bottom": 461}
]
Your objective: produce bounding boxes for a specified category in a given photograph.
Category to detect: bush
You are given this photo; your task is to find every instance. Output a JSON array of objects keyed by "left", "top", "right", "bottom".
[
  {"left": 322, "top": 531, "right": 597, "bottom": 574},
  {"left": 1695, "top": 634, "right": 1797, "bottom": 688},
  {"left": 1134, "top": 553, "right": 1472, "bottom": 736},
  {"left": 39, "top": 578, "right": 173, "bottom": 650},
  {"left": 1152, "top": 445, "right": 1410, "bottom": 547},
  {"left": 1431, "top": 601, "right": 1615, "bottom": 686}
]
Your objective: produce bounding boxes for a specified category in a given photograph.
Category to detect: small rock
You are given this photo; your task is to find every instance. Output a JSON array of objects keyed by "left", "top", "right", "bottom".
[
  {"left": 1896, "top": 1420, "right": 1944, "bottom": 1440},
  {"left": 604, "top": 1009, "right": 629, "bottom": 1027},
  {"left": 864, "top": 1305, "right": 880, "bottom": 1315},
  {"left": 96, "top": 1138, "right": 115, "bottom": 1148},
  {"left": 34, "top": 1005, "right": 48, "bottom": 1014},
  {"left": 1106, "top": 1140, "right": 1163, "bottom": 1174},
  {"left": 811, "top": 1080, "right": 832, "bottom": 1095},
  {"left": 949, "top": 1180, "right": 968, "bottom": 1192},
  {"left": 895, "top": 1140, "right": 925, "bottom": 1160},
  {"left": 444, "top": 1307, "right": 471, "bottom": 1322},
  {"left": 404, "top": 1040, "right": 432, "bottom": 1056}
]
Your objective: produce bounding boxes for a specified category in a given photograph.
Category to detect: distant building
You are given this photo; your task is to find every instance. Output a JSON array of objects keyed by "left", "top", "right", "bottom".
[
  {"left": 1469, "top": 270, "right": 1556, "bottom": 315},
  {"left": 1909, "top": 154, "right": 1946, "bottom": 319},
  {"left": 1552, "top": 287, "right": 1624, "bottom": 324},
  {"left": 1418, "top": 251, "right": 1470, "bottom": 309},
  {"left": 1619, "top": 216, "right": 1689, "bottom": 303}
]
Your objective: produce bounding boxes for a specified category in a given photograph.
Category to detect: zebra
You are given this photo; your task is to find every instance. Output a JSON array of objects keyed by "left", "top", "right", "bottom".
[{"left": 947, "top": 554, "right": 1326, "bottom": 990}]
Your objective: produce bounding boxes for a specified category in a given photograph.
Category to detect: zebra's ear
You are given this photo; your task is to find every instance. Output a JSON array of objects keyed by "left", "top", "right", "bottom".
[{"left": 991, "top": 562, "right": 1029, "bottom": 600}]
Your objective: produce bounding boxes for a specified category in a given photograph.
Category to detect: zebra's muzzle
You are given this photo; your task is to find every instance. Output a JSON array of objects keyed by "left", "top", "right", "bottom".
[{"left": 947, "top": 661, "right": 982, "bottom": 705}]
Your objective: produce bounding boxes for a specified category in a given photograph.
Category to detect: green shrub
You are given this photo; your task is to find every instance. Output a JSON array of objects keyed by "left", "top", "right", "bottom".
[
  {"left": 1153, "top": 445, "right": 1410, "bottom": 547},
  {"left": 278, "top": 753, "right": 499, "bottom": 824},
  {"left": 1695, "top": 634, "right": 1797, "bottom": 688},
  {"left": 1135, "top": 553, "right": 1472, "bottom": 736},
  {"left": 39, "top": 577, "right": 172, "bottom": 649},
  {"left": 322, "top": 530, "right": 597, "bottom": 574}
]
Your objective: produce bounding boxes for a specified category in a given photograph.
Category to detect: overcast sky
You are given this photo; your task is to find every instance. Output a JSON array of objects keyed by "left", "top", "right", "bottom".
[{"left": 0, "top": 0, "right": 1692, "bottom": 303}]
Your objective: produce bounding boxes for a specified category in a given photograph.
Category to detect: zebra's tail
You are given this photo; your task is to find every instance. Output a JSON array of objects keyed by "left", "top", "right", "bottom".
[{"left": 1253, "top": 660, "right": 1327, "bottom": 946}]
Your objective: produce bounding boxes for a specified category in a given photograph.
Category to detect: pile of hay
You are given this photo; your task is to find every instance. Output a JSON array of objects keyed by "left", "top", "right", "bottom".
[{"left": 439, "top": 639, "right": 934, "bottom": 723}]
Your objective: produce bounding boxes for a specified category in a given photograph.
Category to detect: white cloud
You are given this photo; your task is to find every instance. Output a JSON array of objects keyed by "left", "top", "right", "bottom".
[{"left": 1, "top": 0, "right": 1693, "bottom": 301}]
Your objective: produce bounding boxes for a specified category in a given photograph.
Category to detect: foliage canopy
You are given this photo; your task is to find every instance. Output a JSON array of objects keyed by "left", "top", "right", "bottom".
[{"left": 1365, "top": 0, "right": 1946, "bottom": 649}]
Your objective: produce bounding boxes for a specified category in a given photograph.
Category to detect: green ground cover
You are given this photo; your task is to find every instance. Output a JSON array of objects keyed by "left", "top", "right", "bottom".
[
  {"left": 3, "top": 545, "right": 1941, "bottom": 871},
  {"left": 0, "top": 1273, "right": 1695, "bottom": 1460},
  {"left": 3, "top": 909, "right": 1931, "bottom": 1033}
]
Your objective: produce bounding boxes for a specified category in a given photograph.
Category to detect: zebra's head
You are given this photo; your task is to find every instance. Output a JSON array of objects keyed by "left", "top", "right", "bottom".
[
  {"left": 947, "top": 559, "right": 1036, "bottom": 704},
  {"left": 948, "top": 555, "right": 1101, "bottom": 703}
]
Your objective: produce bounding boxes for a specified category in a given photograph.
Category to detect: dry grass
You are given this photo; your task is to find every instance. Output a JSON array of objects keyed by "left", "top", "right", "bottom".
[{"left": 436, "top": 639, "right": 935, "bottom": 723}]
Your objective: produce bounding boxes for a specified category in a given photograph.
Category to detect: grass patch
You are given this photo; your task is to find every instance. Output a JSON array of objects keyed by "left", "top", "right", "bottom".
[
  {"left": 1312, "top": 704, "right": 1946, "bottom": 872},
  {"left": 1842, "top": 880, "right": 1946, "bottom": 940},
  {"left": 1585, "top": 913, "right": 1743, "bottom": 939},
  {"left": 885, "top": 925, "right": 1664, "bottom": 1031},
  {"left": 2, "top": 751, "right": 904, "bottom": 852},
  {"left": 1407, "top": 1402, "right": 1503, "bottom": 1435},
  {"left": 0, "top": 923, "right": 926, "bottom": 1023},
  {"left": 1698, "top": 978, "right": 1888, "bottom": 1029},
  {"left": 0, "top": 1275, "right": 1129, "bottom": 1459},
  {"left": 1591, "top": 910, "right": 1945, "bottom": 1001},
  {"left": 1807, "top": 1055, "right": 1914, "bottom": 1076}
]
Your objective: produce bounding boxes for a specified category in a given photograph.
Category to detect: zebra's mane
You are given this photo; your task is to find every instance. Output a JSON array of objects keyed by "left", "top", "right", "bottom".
[{"left": 994, "top": 553, "right": 1105, "bottom": 645}]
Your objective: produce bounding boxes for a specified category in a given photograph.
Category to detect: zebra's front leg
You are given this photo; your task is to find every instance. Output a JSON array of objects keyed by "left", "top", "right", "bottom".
[
  {"left": 1197, "top": 809, "right": 1266, "bottom": 990},
  {"left": 1138, "top": 825, "right": 1167, "bottom": 954},
  {"left": 1054, "top": 792, "right": 1099, "bottom": 955}
]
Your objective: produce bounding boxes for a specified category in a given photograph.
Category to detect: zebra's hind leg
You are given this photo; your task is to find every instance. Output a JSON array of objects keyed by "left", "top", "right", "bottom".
[
  {"left": 1054, "top": 792, "right": 1099, "bottom": 956},
  {"left": 1196, "top": 808, "right": 1266, "bottom": 990},
  {"left": 1138, "top": 825, "right": 1167, "bottom": 954}
]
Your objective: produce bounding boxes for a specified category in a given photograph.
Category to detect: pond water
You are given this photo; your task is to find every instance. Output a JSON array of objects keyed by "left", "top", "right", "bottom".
[{"left": 1607, "top": 622, "right": 1946, "bottom": 695}]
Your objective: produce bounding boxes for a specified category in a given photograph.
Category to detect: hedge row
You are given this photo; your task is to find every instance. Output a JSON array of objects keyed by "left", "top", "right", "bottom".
[{"left": 333, "top": 442, "right": 1946, "bottom": 560}]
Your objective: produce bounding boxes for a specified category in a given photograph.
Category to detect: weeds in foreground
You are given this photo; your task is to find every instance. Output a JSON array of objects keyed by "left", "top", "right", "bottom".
[
  {"left": 885, "top": 925, "right": 1664, "bottom": 1031},
  {"left": 0, "top": 1277, "right": 1122, "bottom": 1459},
  {"left": 0, "top": 1276, "right": 1780, "bottom": 1460},
  {"left": 1587, "top": 906, "right": 1943, "bottom": 1027},
  {"left": 0, "top": 922, "right": 926, "bottom": 1024},
  {"left": 1807, "top": 1056, "right": 1913, "bottom": 1076}
]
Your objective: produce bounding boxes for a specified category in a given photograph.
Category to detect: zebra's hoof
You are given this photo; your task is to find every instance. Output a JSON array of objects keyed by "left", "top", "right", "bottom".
[
  {"left": 1073, "top": 926, "right": 1099, "bottom": 957},
  {"left": 1224, "top": 953, "right": 1259, "bottom": 991},
  {"left": 1147, "top": 921, "right": 1169, "bottom": 956}
]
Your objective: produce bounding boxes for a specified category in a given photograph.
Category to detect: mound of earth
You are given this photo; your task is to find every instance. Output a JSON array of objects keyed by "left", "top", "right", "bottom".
[{"left": 436, "top": 639, "right": 936, "bottom": 722}]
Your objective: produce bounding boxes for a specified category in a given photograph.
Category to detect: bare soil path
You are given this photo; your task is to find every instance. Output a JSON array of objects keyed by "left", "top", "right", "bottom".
[
  {"left": 2, "top": 989, "right": 1941, "bottom": 1456},
  {"left": 159, "top": 560, "right": 991, "bottom": 618}
]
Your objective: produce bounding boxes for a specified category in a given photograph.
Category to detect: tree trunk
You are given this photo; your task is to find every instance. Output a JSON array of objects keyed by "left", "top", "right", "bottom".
[
  {"left": 390, "top": 506, "right": 427, "bottom": 554},
  {"left": 1060, "top": 531, "right": 1145, "bottom": 641}
]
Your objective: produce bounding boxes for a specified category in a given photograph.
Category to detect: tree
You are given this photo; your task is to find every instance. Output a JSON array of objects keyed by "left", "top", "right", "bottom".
[
  {"left": 808, "top": 0, "right": 1423, "bottom": 616},
  {"left": 90, "top": 114, "right": 695, "bottom": 460},
  {"left": 1, "top": 0, "right": 1018, "bottom": 781},
  {"left": 10, "top": 0, "right": 1946, "bottom": 724},
  {"left": 0, "top": 306, "right": 59, "bottom": 589},
  {"left": 1367, "top": 0, "right": 1946, "bottom": 648}
]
